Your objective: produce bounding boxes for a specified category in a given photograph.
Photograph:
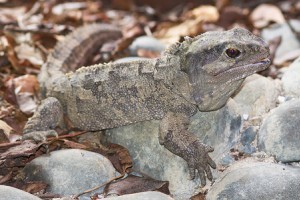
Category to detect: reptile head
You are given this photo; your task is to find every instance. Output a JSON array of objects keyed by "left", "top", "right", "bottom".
[{"left": 181, "top": 27, "right": 270, "bottom": 111}]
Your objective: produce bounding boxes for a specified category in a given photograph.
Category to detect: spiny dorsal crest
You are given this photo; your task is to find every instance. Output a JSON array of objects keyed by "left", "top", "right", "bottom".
[{"left": 162, "top": 35, "right": 202, "bottom": 56}]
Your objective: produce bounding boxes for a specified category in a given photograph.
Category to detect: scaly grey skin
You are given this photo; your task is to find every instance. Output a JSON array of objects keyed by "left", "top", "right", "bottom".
[{"left": 23, "top": 24, "right": 270, "bottom": 186}]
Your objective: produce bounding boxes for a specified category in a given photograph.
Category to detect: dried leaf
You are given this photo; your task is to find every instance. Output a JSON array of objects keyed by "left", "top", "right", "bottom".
[
  {"left": 14, "top": 43, "right": 44, "bottom": 66},
  {"left": 3, "top": 33, "right": 23, "bottom": 72},
  {"left": 104, "top": 174, "right": 170, "bottom": 197},
  {"left": 0, "top": 140, "right": 40, "bottom": 159},
  {"left": 24, "top": 181, "right": 47, "bottom": 193},
  {"left": 1, "top": 108, "right": 28, "bottom": 138},
  {"left": 218, "top": 6, "right": 249, "bottom": 29},
  {"left": 155, "top": 5, "right": 219, "bottom": 44},
  {"left": 106, "top": 143, "right": 133, "bottom": 174},
  {"left": 52, "top": 2, "right": 87, "bottom": 15},
  {"left": 112, "top": 0, "right": 135, "bottom": 11},
  {"left": 13, "top": 75, "right": 39, "bottom": 114},
  {"left": 0, "top": 6, "right": 26, "bottom": 25},
  {"left": 185, "top": 5, "right": 220, "bottom": 22},
  {"left": 250, "top": 4, "right": 285, "bottom": 28},
  {"left": 0, "top": 170, "right": 13, "bottom": 184},
  {"left": 191, "top": 192, "right": 206, "bottom": 200},
  {"left": 0, "top": 120, "right": 13, "bottom": 143},
  {"left": 62, "top": 139, "right": 88, "bottom": 149}
]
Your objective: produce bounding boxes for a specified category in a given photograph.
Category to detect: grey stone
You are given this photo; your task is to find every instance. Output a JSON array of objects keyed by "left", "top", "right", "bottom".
[
  {"left": 129, "top": 36, "right": 165, "bottom": 56},
  {"left": 282, "top": 57, "right": 300, "bottom": 98},
  {"left": 258, "top": 99, "right": 300, "bottom": 162},
  {"left": 240, "top": 126, "right": 257, "bottom": 146},
  {"left": 238, "top": 144, "right": 256, "bottom": 155},
  {"left": 219, "top": 154, "right": 235, "bottom": 166},
  {"left": 23, "top": 149, "right": 118, "bottom": 197},
  {"left": 238, "top": 126, "right": 258, "bottom": 155},
  {"left": 262, "top": 20, "right": 300, "bottom": 65},
  {"left": 206, "top": 158, "right": 300, "bottom": 200},
  {"left": 106, "top": 99, "right": 241, "bottom": 199},
  {"left": 105, "top": 191, "right": 174, "bottom": 200},
  {"left": 0, "top": 185, "right": 41, "bottom": 200},
  {"left": 233, "top": 74, "right": 280, "bottom": 118},
  {"left": 189, "top": 99, "right": 242, "bottom": 165}
]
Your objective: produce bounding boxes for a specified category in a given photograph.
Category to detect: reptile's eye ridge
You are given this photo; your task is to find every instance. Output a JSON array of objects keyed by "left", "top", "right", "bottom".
[{"left": 225, "top": 48, "right": 241, "bottom": 58}]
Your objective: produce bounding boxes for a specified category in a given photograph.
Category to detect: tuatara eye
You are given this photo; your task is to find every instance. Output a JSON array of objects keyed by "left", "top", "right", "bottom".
[{"left": 225, "top": 48, "right": 241, "bottom": 58}]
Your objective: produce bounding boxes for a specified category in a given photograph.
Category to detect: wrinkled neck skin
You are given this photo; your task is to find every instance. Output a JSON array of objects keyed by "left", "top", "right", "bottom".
[
  {"left": 156, "top": 54, "right": 245, "bottom": 112},
  {"left": 189, "top": 69, "right": 244, "bottom": 111}
]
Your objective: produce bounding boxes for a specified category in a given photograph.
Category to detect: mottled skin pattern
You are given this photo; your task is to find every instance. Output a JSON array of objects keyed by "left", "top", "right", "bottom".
[{"left": 23, "top": 24, "right": 270, "bottom": 186}]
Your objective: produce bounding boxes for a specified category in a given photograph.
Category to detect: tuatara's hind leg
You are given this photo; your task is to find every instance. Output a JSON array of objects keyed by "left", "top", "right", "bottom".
[
  {"left": 159, "top": 112, "right": 216, "bottom": 186},
  {"left": 22, "top": 97, "right": 63, "bottom": 142}
]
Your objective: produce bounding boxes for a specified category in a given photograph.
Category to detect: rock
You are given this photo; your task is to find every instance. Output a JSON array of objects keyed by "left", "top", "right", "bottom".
[
  {"left": 0, "top": 185, "right": 41, "bottom": 200},
  {"left": 206, "top": 158, "right": 300, "bottom": 200},
  {"left": 23, "top": 149, "right": 118, "bottom": 197},
  {"left": 106, "top": 99, "right": 241, "bottom": 199},
  {"left": 238, "top": 126, "right": 258, "bottom": 155},
  {"left": 240, "top": 126, "right": 257, "bottom": 146},
  {"left": 129, "top": 36, "right": 166, "bottom": 56},
  {"left": 261, "top": 20, "right": 300, "bottom": 65},
  {"left": 258, "top": 99, "right": 300, "bottom": 162},
  {"left": 105, "top": 191, "right": 174, "bottom": 200},
  {"left": 233, "top": 74, "right": 280, "bottom": 119},
  {"left": 282, "top": 57, "right": 300, "bottom": 98},
  {"left": 189, "top": 99, "right": 242, "bottom": 165}
]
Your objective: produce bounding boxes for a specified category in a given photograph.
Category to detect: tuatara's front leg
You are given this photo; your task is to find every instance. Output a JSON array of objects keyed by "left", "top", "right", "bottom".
[
  {"left": 159, "top": 112, "right": 216, "bottom": 186},
  {"left": 22, "top": 97, "right": 63, "bottom": 141}
]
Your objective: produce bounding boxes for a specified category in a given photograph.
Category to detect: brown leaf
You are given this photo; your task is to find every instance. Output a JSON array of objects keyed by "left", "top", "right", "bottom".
[
  {"left": 61, "top": 139, "right": 88, "bottom": 149},
  {"left": 13, "top": 74, "right": 39, "bottom": 94},
  {"left": 1, "top": 108, "right": 28, "bottom": 138},
  {"left": 218, "top": 6, "right": 249, "bottom": 29},
  {"left": 14, "top": 43, "right": 44, "bottom": 66},
  {"left": 0, "top": 6, "right": 26, "bottom": 25},
  {"left": 215, "top": 0, "right": 231, "bottom": 11},
  {"left": 106, "top": 143, "right": 133, "bottom": 174},
  {"left": 191, "top": 192, "right": 206, "bottom": 200},
  {"left": 250, "top": 4, "right": 285, "bottom": 29},
  {"left": 103, "top": 174, "right": 170, "bottom": 197},
  {"left": 154, "top": 5, "right": 219, "bottom": 44},
  {"left": 52, "top": 2, "right": 87, "bottom": 16},
  {"left": 0, "top": 170, "right": 13, "bottom": 184},
  {"left": 0, "top": 120, "right": 13, "bottom": 143},
  {"left": 3, "top": 76, "right": 18, "bottom": 106},
  {"left": 24, "top": 181, "right": 47, "bottom": 194},
  {"left": 184, "top": 5, "right": 220, "bottom": 22},
  {"left": 112, "top": 0, "right": 135, "bottom": 11},
  {"left": 2, "top": 34, "right": 23, "bottom": 72},
  {"left": 12, "top": 75, "right": 39, "bottom": 115},
  {"left": 0, "top": 140, "right": 40, "bottom": 160}
]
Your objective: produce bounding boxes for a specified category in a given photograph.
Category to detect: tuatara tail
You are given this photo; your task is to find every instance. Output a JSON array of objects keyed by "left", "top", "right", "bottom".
[{"left": 38, "top": 23, "right": 122, "bottom": 97}]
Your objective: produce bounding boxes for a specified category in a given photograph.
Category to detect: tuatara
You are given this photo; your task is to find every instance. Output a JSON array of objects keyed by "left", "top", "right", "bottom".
[{"left": 23, "top": 23, "right": 270, "bottom": 186}]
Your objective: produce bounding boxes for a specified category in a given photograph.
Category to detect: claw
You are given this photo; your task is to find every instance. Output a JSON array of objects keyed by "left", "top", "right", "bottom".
[
  {"left": 198, "top": 168, "right": 206, "bottom": 187},
  {"left": 188, "top": 167, "right": 196, "bottom": 180},
  {"left": 204, "top": 144, "right": 214, "bottom": 152}
]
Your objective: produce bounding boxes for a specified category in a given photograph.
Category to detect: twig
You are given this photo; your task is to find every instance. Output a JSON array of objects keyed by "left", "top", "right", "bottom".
[
  {"left": 0, "top": 130, "right": 89, "bottom": 149},
  {"left": 74, "top": 173, "right": 126, "bottom": 198}
]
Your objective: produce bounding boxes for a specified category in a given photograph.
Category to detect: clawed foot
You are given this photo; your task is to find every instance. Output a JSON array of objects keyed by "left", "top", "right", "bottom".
[
  {"left": 185, "top": 141, "right": 216, "bottom": 186},
  {"left": 22, "top": 130, "right": 58, "bottom": 142}
]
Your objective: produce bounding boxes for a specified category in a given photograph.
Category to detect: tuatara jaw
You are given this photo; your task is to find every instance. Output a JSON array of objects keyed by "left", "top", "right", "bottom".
[
  {"left": 254, "top": 57, "right": 271, "bottom": 68},
  {"left": 214, "top": 56, "right": 271, "bottom": 79}
]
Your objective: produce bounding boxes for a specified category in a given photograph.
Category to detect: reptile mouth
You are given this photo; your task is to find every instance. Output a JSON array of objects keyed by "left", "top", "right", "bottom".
[{"left": 214, "top": 57, "right": 271, "bottom": 78}]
